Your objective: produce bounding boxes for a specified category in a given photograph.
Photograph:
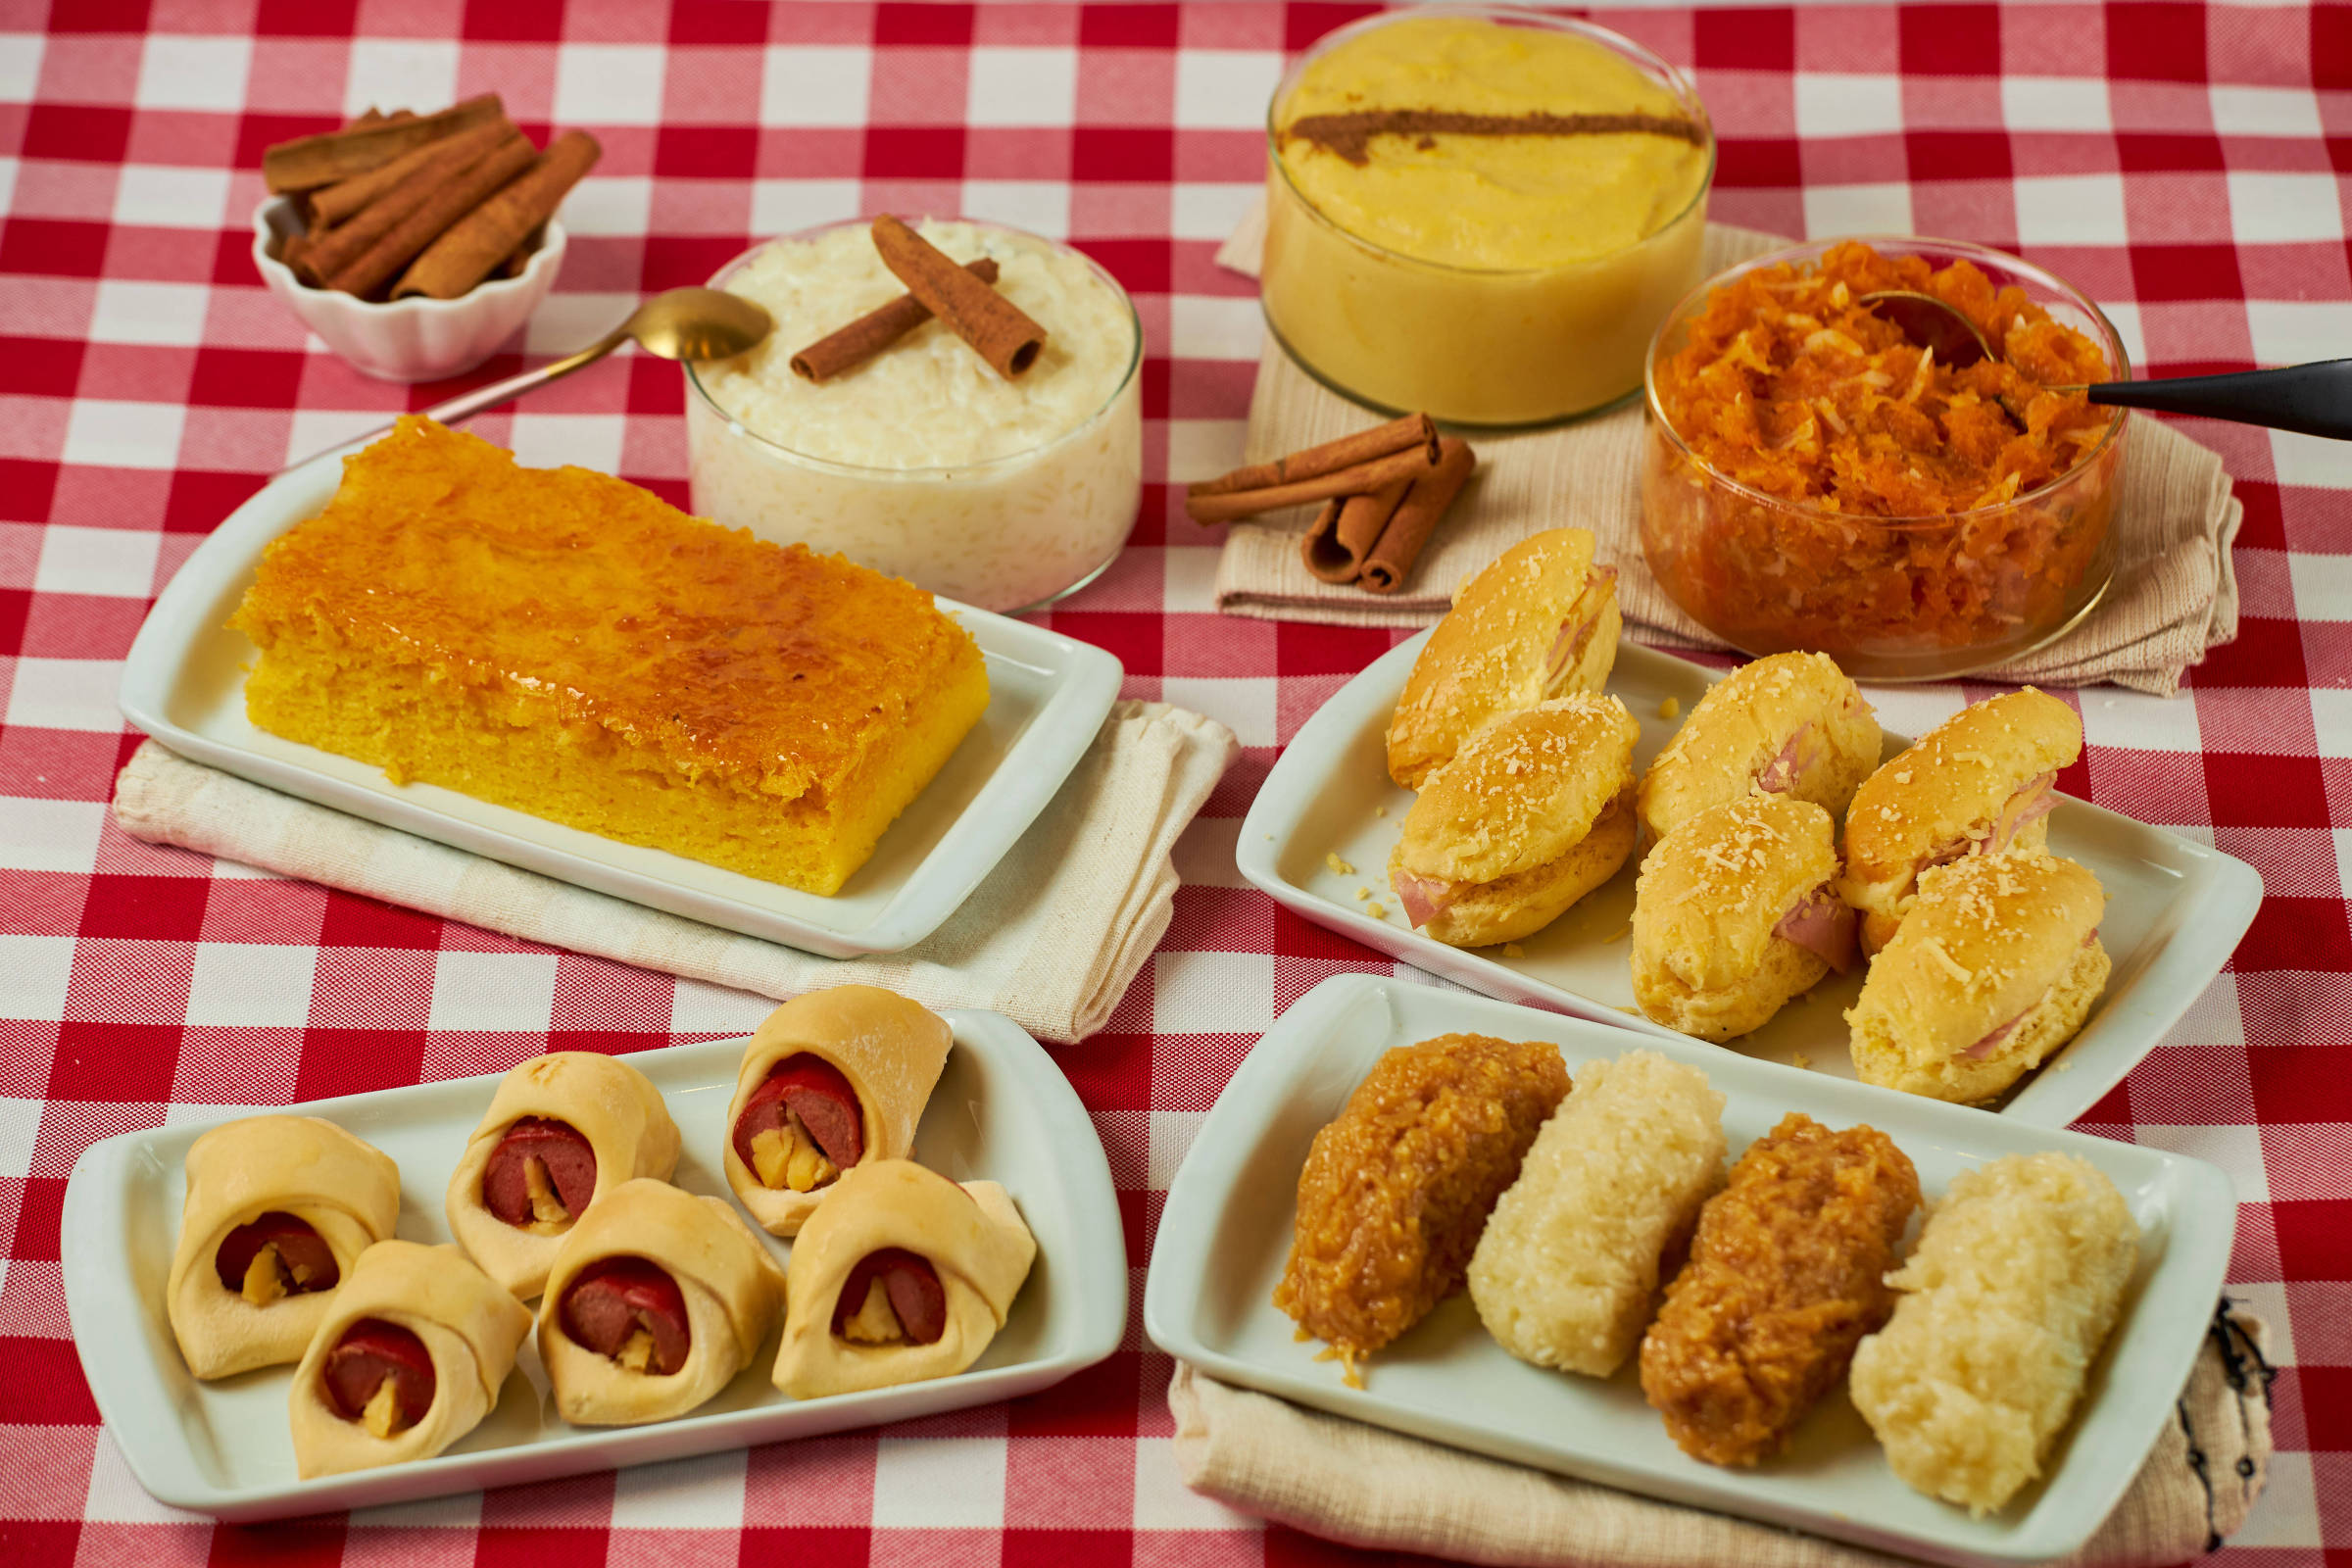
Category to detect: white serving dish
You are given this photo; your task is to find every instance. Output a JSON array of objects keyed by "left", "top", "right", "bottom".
[
  {"left": 62, "top": 1008, "right": 1125, "bottom": 1522},
  {"left": 1145, "top": 973, "right": 2235, "bottom": 1568},
  {"left": 117, "top": 446, "right": 1124, "bottom": 958},
  {"left": 254, "top": 196, "right": 568, "bottom": 382},
  {"left": 1236, "top": 634, "right": 2262, "bottom": 1127}
]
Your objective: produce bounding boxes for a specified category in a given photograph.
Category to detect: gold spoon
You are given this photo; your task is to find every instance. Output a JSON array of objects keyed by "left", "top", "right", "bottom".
[
  {"left": 282, "top": 287, "right": 774, "bottom": 472},
  {"left": 1858, "top": 289, "right": 2352, "bottom": 440}
]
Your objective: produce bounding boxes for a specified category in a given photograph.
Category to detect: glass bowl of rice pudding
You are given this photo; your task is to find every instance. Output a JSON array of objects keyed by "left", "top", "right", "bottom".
[{"left": 686, "top": 218, "right": 1144, "bottom": 613}]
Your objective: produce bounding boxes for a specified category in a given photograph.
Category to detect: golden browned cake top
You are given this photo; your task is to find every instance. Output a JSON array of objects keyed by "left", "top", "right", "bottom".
[
  {"left": 236, "top": 418, "right": 983, "bottom": 798},
  {"left": 1274, "top": 1033, "right": 1567, "bottom": 1382}
]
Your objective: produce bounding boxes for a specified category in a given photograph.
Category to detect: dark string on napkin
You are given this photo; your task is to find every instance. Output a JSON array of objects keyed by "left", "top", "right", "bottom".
[{"left": 2178, "top": 1298, "right": 2278, "bottom": 1552}]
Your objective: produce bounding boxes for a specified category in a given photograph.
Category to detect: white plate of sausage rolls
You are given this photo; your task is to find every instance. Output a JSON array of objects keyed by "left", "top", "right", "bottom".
[
  {"left": 1143, "top": 974, "right": 2235, "bottom": 1567},
  {"left": 1237, "top": 530, "right": 2261, "bottom": 1127},
  {"left": 58, "top": 990, "right": 1125, "bottom": 1521}
]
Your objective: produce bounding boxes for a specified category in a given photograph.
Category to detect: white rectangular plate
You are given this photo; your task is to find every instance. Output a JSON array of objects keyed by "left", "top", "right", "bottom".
[
  {"left": 61, "top": 1009, "right": 1126, "bottom": 1522},
  {"left": 118, "top": 449, "right": 1124, "bottom": 957},
  {"left": 1145, "top": 974, "right": 2235, "bottom": 1568},
  {"left": 1237, "top": 635, "right": 2263, "bottom": 1127}
]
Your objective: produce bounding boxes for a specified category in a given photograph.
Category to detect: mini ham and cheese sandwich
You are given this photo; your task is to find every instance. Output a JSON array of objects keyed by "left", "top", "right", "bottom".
[
  {"left": 1839, "top": 688, "right": 2081, "bottom": 956},
  {"left": 1845, "top": 851, "right": 2110, "bottom": 1105},
  {"left": 1632, "top": 793, "right": 1859, "bottom": 1042},
  {"left": 1390, "top": 694, "right": 1640, "bottom": 949},
  {"left": 1386, "top": 528, "right": 1620, "bottom": 791},
  {"left": 1637, "top": 651, "right": 1880, "bottom": 849}
]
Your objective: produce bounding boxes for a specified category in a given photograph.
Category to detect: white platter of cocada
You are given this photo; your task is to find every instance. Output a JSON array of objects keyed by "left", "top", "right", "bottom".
[{"left": 1146, "top": 974, "right": 2236, "bottom": 1568}]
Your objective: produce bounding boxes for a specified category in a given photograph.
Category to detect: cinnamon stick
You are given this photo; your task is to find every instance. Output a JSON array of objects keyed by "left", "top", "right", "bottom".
[
  {"left": 1184, "top": 444, "right": 1440, "bottom": 525},
  {"left": 309, "top": 116, "right": 508, "bottom": 229},
  {"left": 1363, "top": 439, "right": 1476, "bottom": 593},
  {"left": 1301, "top": 479, "right": 1410, "bottom": 584},
  {"left": 293, "top": 119, "right": 514, "bottom": 288},
  {"left": 393, "top": 129, "right": 601, "bottom": 300},
  {"left": 264, "top": 93, "right": 504, "bottom": 193},
  {"left": 792, "top": 257, "right": 1002, "bottom": 381},
  {"left": 326, "top": 131, "right": 535, "bottom": 299},
  {"left": 870, "top": 215, "right": 1046, "bottom": 379},
  {"left": 1189, "top": 413, "right": 1439, "bottom": 501}
]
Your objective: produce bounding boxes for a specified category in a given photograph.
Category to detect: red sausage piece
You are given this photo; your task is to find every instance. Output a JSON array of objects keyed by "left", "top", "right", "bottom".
[
  {"left": 831, "top": 1248, "right": 947, "bottom": 1345},
  {"left": 214, "top": 1211, "right": 340, "bottom": 1294},
  {"left": 481, "top": 1117, "right": 597, "bottom": 1226},
  {"left": 730, "top": 1055, "right": 863, "bottom": 1174},
  {"left": 560, "top": 1256, "right": 691, "bottom": 1375},
  {"left": 323, "top": 1317, "right": 437, "bottom": 1431}
]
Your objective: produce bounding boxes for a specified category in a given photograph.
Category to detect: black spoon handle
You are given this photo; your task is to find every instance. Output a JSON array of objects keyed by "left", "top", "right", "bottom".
[{"left": 2088, "top": 359, "right": 2352, "bottom": 441}]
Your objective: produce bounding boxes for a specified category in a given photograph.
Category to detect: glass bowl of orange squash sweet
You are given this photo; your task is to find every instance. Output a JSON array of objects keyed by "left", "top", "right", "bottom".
[{"left": 1640, "top": 236, "right": 2130, "bottom": 682}]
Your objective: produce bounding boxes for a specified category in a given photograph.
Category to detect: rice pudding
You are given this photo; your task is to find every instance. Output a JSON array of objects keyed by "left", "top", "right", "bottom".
[{"left": 687, "top": 219, "right": 1143, "bottom": 612}]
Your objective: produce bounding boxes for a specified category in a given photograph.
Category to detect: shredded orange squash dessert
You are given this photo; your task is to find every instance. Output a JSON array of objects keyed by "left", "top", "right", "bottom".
[
  {"left": 1654, "top": 240, "right": 2113, "bottom": 515},
  {"left": 1642, "top": 241, "right": 2125, "bottom": 662}
]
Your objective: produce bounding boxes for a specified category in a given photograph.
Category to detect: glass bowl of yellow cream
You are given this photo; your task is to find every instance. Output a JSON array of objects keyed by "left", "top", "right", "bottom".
[{"left": 1263, "top": 6, "right": 1715, "bottom": 428}]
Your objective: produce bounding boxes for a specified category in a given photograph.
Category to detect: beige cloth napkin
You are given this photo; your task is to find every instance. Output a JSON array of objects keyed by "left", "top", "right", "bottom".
[
  {"left": 111, "top": 701, "right": 1237, "bottom": 1045},
  {"left": 1210, "top": 206, "right": 2242, "bottom": 696},
  {"left": 1170, "top": 1299, "right": 2275, "bottom": 1567}
]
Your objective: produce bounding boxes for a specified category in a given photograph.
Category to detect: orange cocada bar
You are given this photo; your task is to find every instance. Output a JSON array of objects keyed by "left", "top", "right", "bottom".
[{"left": 1653, "top": 240, "right": 2114, "bottom": 516}]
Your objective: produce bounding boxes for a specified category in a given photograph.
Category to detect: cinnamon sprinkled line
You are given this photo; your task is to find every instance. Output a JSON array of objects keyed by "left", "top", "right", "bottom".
[{"left": 1283, "top": 109, "right": 1707, "bottom": 167}]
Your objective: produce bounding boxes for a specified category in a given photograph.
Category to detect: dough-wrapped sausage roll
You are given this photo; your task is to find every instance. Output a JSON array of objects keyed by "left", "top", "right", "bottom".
[
  {"left": 1639, "top": 1113, "right": 1919, "bottom": 1465},
  {"left": 773, "top": 1160, "right": 1036, "bottom": 1400},
  {"left": 538, "top": 1177, "right": 784, "bottom": 1426},
  {"left": 723, "top": 987, "right": 953, "bottom": 1237},
  {"left": 1276, "top": 1034, "right": 1568, "bottom": 1385},
  {"left": 287, "top": 1240, "right": 532, "bottom": 1478},
  {"left": 1849, "top": 1152, "right": 2138, "bottom": 1514},
  {"left": 1469, "top": 1050, "right": 1725, "bottom": 1377},
  {"left": 166, "top": 1115, "right": 400, "bottom": 1379},
  {"left": 446, "top": 1052, "right": 681, "bottom": 1299}
]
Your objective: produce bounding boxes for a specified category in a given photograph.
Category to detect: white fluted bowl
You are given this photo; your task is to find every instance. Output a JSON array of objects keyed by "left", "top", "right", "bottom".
[{"left": 253, "top": 195, "right": 566, "bottom": 382}]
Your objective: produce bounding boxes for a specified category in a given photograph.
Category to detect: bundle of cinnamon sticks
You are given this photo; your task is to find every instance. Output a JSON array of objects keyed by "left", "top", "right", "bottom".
[
  {"left": 1185, "top": 414, "right": 1478, "bottom": 594},
  {"left": 265, "top": 97, "right": 601, "bottom": 303}
]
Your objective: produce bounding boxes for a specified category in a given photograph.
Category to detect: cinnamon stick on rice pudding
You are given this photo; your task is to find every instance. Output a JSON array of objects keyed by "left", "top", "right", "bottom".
[{"left": 686, "top": 218, "right": 1143, "bottom": 613}]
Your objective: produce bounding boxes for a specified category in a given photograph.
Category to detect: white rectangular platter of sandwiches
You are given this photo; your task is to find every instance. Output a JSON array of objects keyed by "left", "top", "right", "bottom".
[
  {"left": 1143, "top": 973, "right": 2236, "bottom": 1568},
  {"left": 59, "top": 988, "right": 1125, "bottom": 1521},
  {"left": 1236, "top": 530, "right": 2264, "bottom": 1128}
]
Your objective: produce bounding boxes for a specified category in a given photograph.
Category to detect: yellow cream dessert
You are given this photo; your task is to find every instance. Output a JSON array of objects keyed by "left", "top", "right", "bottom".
[
  {"left": 232, "top": 417, "right": 990, "bottom": 895},
  {"left": 1262, "top": 12, "right": 1713, "bottom": 424}
]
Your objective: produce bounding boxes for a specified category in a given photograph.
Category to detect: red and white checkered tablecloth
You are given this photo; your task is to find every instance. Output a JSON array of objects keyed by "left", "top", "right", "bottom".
[{"left": 1, "top": 0, "right": 2346, "bottom": 1561}]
